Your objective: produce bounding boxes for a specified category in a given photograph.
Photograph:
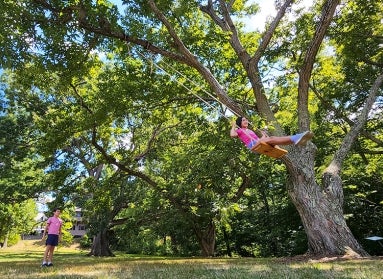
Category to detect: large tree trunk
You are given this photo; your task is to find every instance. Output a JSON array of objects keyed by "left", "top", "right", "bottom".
[
  {"left": 284, "top": 147, "right": 368, "bottom": 256},
  {"left": 193, "top": 220, "right": 216, "bottom": 257},
  {"left": 88, "top": 229, "right": 114, "bottom": 257}
]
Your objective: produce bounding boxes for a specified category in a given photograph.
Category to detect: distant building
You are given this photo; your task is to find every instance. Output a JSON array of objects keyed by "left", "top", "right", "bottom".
[
  {"left": 34, "top": 212, "right": 47, "bottom": 235},
  {"left": 69, "top": 208, "right": 86, "bottom": 237}
]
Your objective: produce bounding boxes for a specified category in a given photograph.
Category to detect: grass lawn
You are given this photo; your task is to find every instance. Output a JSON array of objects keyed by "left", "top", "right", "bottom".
[{"left": 0, "top": 240, "right": 382, "bottom": 279}]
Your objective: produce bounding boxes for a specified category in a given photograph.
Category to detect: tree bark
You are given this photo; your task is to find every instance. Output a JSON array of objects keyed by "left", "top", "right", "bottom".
[
  {"left": 222, "top": 227, "right": 232, "bottom": 257},
  {"left": 292, "top": 73, "right": 382, "bottom": 256},
  {"left": 193, "top": 220, "right": 216, "bottom": 257},
  {"left": 88, "top": 229, "right": 114, "bottom": 257},
  {"left": 285, "top": 151, "right": 368, "bottom": 256},
  {"left": 298, "top": 0, "right": 341, "bottom": 131},
  {"left": 2, "top": 231, "right": 9, "bottom": 248}
]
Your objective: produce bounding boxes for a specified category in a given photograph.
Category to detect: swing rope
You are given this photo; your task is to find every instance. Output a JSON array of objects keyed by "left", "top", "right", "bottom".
[
  {"left": 135, "top": 50, "right": 239, "bottom": 122},
  {"left": 133, "top": 49, "right": 289, "bottom": 158},
  {"left": 134, "top": 49, "right": 271, "bottom": 149}
]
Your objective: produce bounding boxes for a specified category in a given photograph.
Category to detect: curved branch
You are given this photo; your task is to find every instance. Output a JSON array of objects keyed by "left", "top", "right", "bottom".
[
  {"left": 253, "top": 0, "right": 294, "bottom": 63},
  {"left": 30, "top": 0, "right": 191, "bottom": 66},
  {"left": 328, "top": 73, "right": 383, "bottom": 172},
  {"left": 89, "top": 126, "right": 191, "bottom": 216},
  {"left": 322, "top": 74, "right": 383, "bottom": 204},
  {"left": 147, "top": 0, "right": 243, "bottom": 116},
  {"left": 310, "top": 83, "right": 383, "bottom": 147}
]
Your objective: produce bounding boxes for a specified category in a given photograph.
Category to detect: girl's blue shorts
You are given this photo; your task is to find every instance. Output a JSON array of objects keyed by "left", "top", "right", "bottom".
[{"left": 247, "top": 140, "right": 258, "bottom": 149}]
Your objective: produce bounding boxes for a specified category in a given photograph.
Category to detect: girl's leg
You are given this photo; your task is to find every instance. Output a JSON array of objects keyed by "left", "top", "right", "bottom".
[
  {"left": 48, "top": 246, "right": 55, "bottom": 263},
  {"left": 43, "top": 245, "right": 50, "bottom": 262},
  {"left": 261, "top": 131, "right": 313, "bottom": 146},
  {"left": 262, "top": 136, "right": 293, "bottom": 146}
]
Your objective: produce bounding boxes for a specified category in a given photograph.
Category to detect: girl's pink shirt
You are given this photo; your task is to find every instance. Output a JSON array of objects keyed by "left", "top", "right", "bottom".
[
  {"left": 236, "top": 128, "right": 259, "bottom": 146},
  {"left": 47, "top": 216, "right": 63, "bottom": 235}
]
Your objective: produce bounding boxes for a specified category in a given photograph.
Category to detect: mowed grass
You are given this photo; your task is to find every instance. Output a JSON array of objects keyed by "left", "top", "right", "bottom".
[{"left": 0, "top": 240, "right": 382, "bottom": 279}]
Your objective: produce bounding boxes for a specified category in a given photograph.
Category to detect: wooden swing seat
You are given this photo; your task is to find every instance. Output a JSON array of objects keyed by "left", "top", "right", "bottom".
[{"left": 251, "top": 142, "right": 288, "bottom": 158}]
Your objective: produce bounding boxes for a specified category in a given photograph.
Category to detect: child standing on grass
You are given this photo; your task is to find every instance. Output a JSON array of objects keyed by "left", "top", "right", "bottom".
[{"left": 41, "top": 208, "right": 62, "bottom": 267}]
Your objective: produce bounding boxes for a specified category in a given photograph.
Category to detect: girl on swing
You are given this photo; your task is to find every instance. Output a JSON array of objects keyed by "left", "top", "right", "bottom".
[{"left": 230, "top": 116, "right": 314, "bottom": 150}]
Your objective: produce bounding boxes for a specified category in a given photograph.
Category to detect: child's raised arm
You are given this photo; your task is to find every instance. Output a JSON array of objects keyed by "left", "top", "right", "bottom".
[{"left": 230, "top": 121, "right": 238, "bottom": 137}]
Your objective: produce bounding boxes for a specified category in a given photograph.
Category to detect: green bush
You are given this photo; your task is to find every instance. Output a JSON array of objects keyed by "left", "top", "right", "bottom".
[
  {"left": 6, "top": 233, "right": 21, "bottom": 246},
  {"left": 79, "top": 234, "right": 92, "bottom": 249}
]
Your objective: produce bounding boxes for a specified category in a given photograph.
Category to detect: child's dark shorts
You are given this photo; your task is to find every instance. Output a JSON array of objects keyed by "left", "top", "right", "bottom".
[{"left": 46, "top": 234, "right": 59, "bottom": 246}]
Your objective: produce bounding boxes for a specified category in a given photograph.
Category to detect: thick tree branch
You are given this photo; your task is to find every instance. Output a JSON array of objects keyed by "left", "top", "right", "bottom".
[
  {"left": 332, "top": 73, "right": 383, "bottom": 168},
  {"left": 231, "top": 175, "right": 251, "bottom": 203},
  {"left": 30, "top": 0, "right": 190, "bottom": 66},
  {"left": 252, "top": 0, "right": 294, "bottom": 63},
  {"left": 298, "top": 0, "right": 340, "bottom": 131},
  {"left": 147, "top": 0, "right": 243, "bottom": 116},
  {"left": 200, "top": 0, "right": 227, "bottom": 30},
  {"left": 323, "top": 73, "right": 383, "bottom": 202},
  {"left": 310, "top": 83, "right": 383, "bottom": 147},
  {"left": 248, "top": 0, "right": 294, "bottom": 129},
  {"left": 323, "top": 74, "right": 383, "bottom": 207}
]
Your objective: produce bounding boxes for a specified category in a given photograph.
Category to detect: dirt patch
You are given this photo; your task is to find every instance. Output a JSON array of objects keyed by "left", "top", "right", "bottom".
[{"left": 1, "top": 239, "right": 83, "bottom": 252}]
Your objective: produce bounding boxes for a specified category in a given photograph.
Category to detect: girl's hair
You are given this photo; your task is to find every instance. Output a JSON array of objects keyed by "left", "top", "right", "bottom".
[{"left": 236, "top": 117, "right": 243, "bottom": 128}]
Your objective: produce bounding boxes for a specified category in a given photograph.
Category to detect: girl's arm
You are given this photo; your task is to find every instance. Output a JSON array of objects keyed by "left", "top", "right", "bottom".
[
  {"left": 59, "top": 222, "right": 63, "bottom": 241},
  {"left": 42, "top": 221, "right": 50, "bottom": 239},
  {"left": 230, "top": 121, "right": 238, "bottom": 137}
]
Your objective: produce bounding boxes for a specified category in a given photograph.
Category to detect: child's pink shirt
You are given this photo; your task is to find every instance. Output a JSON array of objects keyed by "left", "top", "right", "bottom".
[
  {"left": 46, "top": 217, "right": 63, "bottom": 235},
  {"left": 236, "top": 128, "right": 259, "bottom": 147}
]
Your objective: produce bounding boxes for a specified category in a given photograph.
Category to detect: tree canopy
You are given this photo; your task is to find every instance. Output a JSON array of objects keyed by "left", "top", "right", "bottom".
[{"left": 0, "top": 0, "right": 382, "bottom": 257}]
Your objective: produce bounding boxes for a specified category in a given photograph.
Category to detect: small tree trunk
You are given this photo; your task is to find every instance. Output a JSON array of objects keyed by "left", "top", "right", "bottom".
[
  {"left": 222, "top": 227, "right": 232, "bottom": 257},
  {"left": 88, "top": 229, "right": 114, "bottom": 257},
  {"left": 2, "top": 231, "right": 9, "bottom": 248},
  {"left": 170, "top": 233, "right": 179, "bottom": 255}
]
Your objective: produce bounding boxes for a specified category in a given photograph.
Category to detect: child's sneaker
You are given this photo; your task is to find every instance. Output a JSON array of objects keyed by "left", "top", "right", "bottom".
[{"left": 293, "top": 131, "right": 314, "bottom": 146}]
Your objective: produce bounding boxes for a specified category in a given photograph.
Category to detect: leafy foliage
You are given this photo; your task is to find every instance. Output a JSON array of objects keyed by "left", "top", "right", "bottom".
[{"left": 0, "top": 0, "right": 382, "bottom": 257}]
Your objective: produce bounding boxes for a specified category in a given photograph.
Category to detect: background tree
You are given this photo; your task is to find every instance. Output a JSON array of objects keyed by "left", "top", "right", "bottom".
[
  {"left": 0, "top": 75, "right": 47, "bottom": 247},
  {"left": 0, "top": 199, "right": 37, "bottom": 247}
]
